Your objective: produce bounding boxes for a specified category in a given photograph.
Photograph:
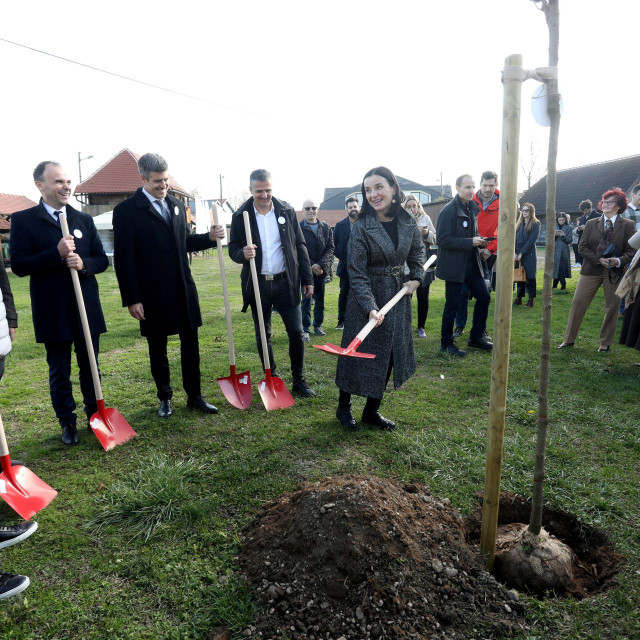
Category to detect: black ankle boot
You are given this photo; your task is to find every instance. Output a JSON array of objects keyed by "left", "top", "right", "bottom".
[
  {"left": 553, "top": 279, "right": 559, "bottom": 288},
  {"left": 362, "top": 398, "right": 396, "bottom": 432},
  {"left": 336, "top": 390, "right": 357, "bottom": 430}
]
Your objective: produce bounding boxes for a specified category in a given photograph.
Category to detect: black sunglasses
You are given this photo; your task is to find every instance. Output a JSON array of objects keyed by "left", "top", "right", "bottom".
[{"left": 304, "top": 206, "right": 318, "bottom": 212}]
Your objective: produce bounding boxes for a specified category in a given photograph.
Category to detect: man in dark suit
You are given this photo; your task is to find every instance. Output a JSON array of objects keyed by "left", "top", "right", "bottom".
[
  {"left": 436, "top": 174, "right": 491, "bottom": 357},
  {"left": 113, "top": 153, "right": 224, "bottom": 418},
  {"left": 10, "top": 161, "right": 109, "bottom": 445},
  {"left": 333, "top": 196, "right": 360, "bottom": 329},
  {"left": 228, "top": 169, "right": 316, "bottom": 397}
]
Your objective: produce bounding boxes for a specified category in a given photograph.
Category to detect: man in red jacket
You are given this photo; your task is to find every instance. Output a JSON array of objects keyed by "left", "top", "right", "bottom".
[{"left": 453, "top": 171, "right": 499, "bottom": 338}]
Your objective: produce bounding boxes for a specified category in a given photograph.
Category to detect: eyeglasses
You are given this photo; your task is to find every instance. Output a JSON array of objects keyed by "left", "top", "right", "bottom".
[
  {"left": 602, "top": 200, "right": 617, "bottom": 207},
  {"left": 304, "top": 206, "right": 318, "bottom": 212},
  {"left": 522, "top": 208, "right": 530, "bottom": 212}
]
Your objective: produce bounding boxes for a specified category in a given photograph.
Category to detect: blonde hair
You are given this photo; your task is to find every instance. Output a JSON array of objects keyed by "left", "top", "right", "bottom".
[{"left": 404, "top": 194, "right": 425, "bottom": 218}]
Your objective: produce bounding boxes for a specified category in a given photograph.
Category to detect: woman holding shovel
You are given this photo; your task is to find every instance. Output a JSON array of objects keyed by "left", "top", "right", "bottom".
[{"left": 335, "top": 167, "right": 424, "bottom": 431}]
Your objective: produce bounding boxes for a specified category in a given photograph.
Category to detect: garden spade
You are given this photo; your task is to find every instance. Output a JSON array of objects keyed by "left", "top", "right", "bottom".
[
  {"left": 314, "top": 255, "right": 436, "bottom": 358},
  {"left": 212, "top": 204, "right": 252, "bottom": 409},
  {"left": 0, "top": 414, "right": 57, "bottom": 519},
  {"left": 59, "top": 213, "right": 137, "bottom": 451},
  {"left": 242, "top": 210, "right": 295, "bottom": 410}
]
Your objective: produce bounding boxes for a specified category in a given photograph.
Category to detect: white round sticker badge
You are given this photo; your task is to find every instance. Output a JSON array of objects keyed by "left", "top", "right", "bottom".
[
  {"left": 73, "top": 229, "right": 83, "bottom": 239},
  {"left": 174, "top": 206, "right": 179, "bottom": 216},
  {"left": 278, "top": 216, "right": 286, "bottom": 225},
  {"left": 463, "top": 221, "right": 468, "bottom": 228}
]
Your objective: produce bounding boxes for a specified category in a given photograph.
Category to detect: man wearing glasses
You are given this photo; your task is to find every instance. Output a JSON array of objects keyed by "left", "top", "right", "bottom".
[
  {"left": 299, "top": 199, "right": 334, "bottom": 341},
  {"left": 228, "top": 170, "right": 316, "bottom": 397}
]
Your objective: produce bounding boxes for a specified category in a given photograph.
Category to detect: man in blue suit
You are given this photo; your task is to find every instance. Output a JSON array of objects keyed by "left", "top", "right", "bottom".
[
  {"left": 333, "top": 196, "right": 360, "bottom": 329},
  {"left": 10, "top": 162, "right": 109, "bottom": 445}
]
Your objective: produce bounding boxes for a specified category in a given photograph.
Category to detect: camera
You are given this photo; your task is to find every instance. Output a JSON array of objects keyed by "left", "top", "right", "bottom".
[{"left": 601, "top": 243, "right": 621, "bottom": 259}]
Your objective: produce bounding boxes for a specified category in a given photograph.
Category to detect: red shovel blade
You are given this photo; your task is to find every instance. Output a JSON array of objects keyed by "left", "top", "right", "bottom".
[
  {"left": 0, "top": 463, "right": 58, "bottom": 520},
  {"left": 313, "top": 340, "right": 376, "bottom": 359},
  {"left": 258, "top": 371, "right": 295, "bottom": 411},
  {"left": 217, "top": 370, "right": 252, "bottom": 410},
  {"left": 90, "top": 405, "right": 137, "bottom": 452}
]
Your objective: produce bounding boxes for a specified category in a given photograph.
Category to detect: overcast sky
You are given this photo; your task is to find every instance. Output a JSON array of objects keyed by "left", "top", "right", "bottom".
[{"left": 2, "top": 0, "right": 637, "bottom": 213}]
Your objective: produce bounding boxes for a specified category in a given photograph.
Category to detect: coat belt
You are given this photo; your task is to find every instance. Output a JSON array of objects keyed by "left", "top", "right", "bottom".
[{"left": 369, "top": 265, "right": 403, "bottom": 277}]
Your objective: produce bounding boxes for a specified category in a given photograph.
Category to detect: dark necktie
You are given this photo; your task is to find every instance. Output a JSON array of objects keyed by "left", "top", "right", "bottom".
[
  {"left": 53, "top": 210, "right": 61, "bottom": 226},
  {"left": 597, "top": 218, "right": 613, "bottom": 254},
  {"left": 155, "top": 200, "right": 170, "bottom": 224}
]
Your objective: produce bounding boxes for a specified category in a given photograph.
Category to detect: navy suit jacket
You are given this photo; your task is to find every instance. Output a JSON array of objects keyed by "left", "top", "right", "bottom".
[
  {"left": 333, "top": 216, "right": 353, "bottom": 278},
  {"left": 10, "top": 201, "right": 108, "bottom": 343}
]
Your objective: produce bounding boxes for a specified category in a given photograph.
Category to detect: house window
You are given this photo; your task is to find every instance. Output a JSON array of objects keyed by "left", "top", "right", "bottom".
[{"left": 406, "top": 191, "right": 431, "bottom": 205}]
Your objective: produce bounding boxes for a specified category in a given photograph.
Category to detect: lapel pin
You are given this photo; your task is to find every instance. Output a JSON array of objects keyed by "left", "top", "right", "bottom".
[
  {"left": 174, "top": 206, "right": 179, "bottom": 216},
  {"left": 278, "top": 216, "right": 286, "bottom": 225},
  {"left": 463, "top": 221, "right": 468, "bottom": 228},
  {"left": 73, "top": 229, "right": 83, "bottom": 239}
]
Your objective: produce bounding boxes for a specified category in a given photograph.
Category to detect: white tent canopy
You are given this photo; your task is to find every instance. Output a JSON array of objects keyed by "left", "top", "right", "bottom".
[{"left": 92, "top": 211, "right": 113, "bottom": 230}]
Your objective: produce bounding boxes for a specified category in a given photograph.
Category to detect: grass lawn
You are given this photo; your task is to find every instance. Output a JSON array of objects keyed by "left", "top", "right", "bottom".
[{"left": 0, "top": 253, "right": 638, "bottom": 639}]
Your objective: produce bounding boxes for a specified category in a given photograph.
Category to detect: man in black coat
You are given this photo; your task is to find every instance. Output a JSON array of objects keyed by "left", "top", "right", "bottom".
[
  {"left": 228, "top": 169, "right": 316, "bottom": 397},
  {"left": 436, "top": 174, "right": 492, "bottom": 357},
  {"left": 113, "top": 153, "right": 224, "bottom": 418},
  {"left": 333, "top": 196, "right": 360, "bottom": 329},
  {"left": 299, "top": 198, "right": 334, "bottom": 339},
  {"left": 10, "top": 161, "right": 109, "bottom": 445}
]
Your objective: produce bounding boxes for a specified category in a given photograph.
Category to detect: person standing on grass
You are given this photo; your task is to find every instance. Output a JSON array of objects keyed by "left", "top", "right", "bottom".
[
  {"left": 335, "top": 167, "right": 424, "bottom": 432},
  {"left": 10, "top": 161, "right": 108, "bottom": 446},
  {"left": 113, "top": 153, "right": 224, "bottom": 419},
  {"left": 228, "top": 169, "right": 316, "bottom": 398},
  {"left": 623, "top": 184, "right": 640, "bottom": 231},
  {"left": 552, "top": 213, "right": 573, "bottom": 290},
  {"left": 299, "top": 198, "right": 334, "bottom": 342},
  {"left": 513, "top": 203, "right": 540, "bottom": 307},
  {"left": 334, "top": 196, "right": 360, "bottom": 329},
  {"left": 436, "top": 174, "right": 492, "bottom": 357},
  {"left": 574, "top": 199, "right": 600, "bottom": 267}
]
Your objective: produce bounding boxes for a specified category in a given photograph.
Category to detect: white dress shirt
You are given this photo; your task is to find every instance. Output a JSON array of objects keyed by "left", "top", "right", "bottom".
[
  {"left": 42, "top": 201, "right": 66, "bottom": 222},
  {"left": 142, "top": 188, "right": 168, "bottom": 220},
  {"left": 254, "top": 205, "right": 285, "bottom": 275}
]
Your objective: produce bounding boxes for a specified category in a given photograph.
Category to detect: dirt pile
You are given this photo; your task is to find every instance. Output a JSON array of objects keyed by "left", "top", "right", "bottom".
[{"left": 238, "top": 475, "right": 527, "bottom": 639}]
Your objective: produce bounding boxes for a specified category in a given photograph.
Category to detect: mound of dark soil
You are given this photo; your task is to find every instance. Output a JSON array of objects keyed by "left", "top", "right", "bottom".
[
  {"left": 237, "top": 475, "right": 527, "bottom": 639},
  {"left": 465, "top": 492, "right": 624, "bottom": 598}
]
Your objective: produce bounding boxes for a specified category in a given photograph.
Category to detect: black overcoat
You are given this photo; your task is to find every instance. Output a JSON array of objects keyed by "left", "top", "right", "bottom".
[
  {"left": 228, "top": 196, "right": 312, "bottom": 312},
  {"left": 112, "top": 188, "right": 215, "bottom": 337},
  {"left": 515, "top": 221, "right": 540, "bottom": 279},
  {"left": 435, "top": 196, "right": 483, "bottom": 283},
  {"left": 333, "top": 216, "right": 352, "bottom": 277},
  {"left": 553, "top": 223, "right": 573, "bottom": 280},
  {"left": 300, "top": 218, "right": 334, "bottom": 276},
  {"left": 10, "top": 201, "right": 108, "bottom": 343},
  {"left": 335, "top": 209, "right": 424, "bottom": 399}
]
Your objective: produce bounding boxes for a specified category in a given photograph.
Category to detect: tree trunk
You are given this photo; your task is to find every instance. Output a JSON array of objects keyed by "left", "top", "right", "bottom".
[{"left": 529, "top": 0, "right": 560, "bottom": 537}]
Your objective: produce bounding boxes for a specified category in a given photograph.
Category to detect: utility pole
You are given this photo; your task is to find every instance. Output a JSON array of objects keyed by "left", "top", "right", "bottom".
[{"left": 219, "top": 174, "right": 224, "bottom": 201}]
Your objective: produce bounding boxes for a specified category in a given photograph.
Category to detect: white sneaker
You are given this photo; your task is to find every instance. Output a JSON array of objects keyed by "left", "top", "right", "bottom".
[{"left": 302, "top": 332, "right": 310, "bottom": 343}]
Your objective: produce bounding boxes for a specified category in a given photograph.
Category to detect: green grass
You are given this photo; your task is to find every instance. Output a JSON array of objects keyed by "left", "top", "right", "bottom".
[{"left": 0, "top": 253, "right": 638, "bottom": 639}]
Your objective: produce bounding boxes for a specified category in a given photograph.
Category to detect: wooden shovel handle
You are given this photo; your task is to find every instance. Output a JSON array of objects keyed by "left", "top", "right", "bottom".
[
  {"left": 0, "top": 413, "right": 9, "bottom": 457},
  {"left": 59, "top": 213, "right": 103, "bottom": 402},
  {"left": 212, "top": 205, "right": 236, "bottom": 367},
  {"left": 242, "top": 210, "right": 271, "bottom": 371}
]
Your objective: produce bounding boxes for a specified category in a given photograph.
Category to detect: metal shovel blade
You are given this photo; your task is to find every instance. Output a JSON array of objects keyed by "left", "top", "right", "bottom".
[
  {"left": 217, "top": 370, "right": 252, "bottom": 410},
  {"left": 0, "top": 459, "right": 58, "bottom": 520},
  {"left": 313, "top": 339, "right": 376, "bottom": 359},
  {"left": 90, "top": 404, "right": 137, "bottom": 452},
  {"left": 257, "top": 371, "right": 295, "bottom": 411}
]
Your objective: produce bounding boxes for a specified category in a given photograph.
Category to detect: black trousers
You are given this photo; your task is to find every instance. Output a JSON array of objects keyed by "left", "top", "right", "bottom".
[
  {"left": 249, "top": 277, "right": 305, "bottom": 381},
  {"left": 44, "top": 336, "right": 100, "bottom": 427},
  {"left": 146, "top": 328, "right": 201, "bottom": 401},
  {"left": 337, "top": 273, "right": 350, "bottom": 325}
]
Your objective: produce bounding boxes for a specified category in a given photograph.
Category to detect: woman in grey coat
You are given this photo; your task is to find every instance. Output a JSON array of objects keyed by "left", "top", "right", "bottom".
[
  {"left": 553, "top": 212, "right": 573, "bottom": 289},
  {"left": 514, "top": 203, "right": 540, "bottom": 307},
  {"left": 335, "top": 167, "right": 424, "bottom": 432}
]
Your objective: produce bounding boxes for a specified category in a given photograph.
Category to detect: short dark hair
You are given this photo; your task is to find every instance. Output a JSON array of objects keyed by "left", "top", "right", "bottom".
[
  {"left": 480, "top": 171, "right": 498, "bottom": 183},
  {"left": 33, "top": 161, "right": 61, "bottom": 182},
  {"left": 345, "top": 196, "right": 358, "bottom": 208},
  {"left": 599, "top": 187, "right": 628, "bottom": 213},
  {"left": 138, "top": 153, "right": 168, "bottom": 180},
  {"left": 359, "top": 166, "right": 404, "bottom": 219},
  {"left": 579, "top": 199, "right": 592, "bottom": 211},
  {"left": 250, "top": 169, "right": 271, "bottom": 185},
  {"left": 455, "top": 174, "right": 473, "bottom": 188}
]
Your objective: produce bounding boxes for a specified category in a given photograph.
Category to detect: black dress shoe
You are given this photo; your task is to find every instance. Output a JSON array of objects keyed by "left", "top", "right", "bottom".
[
  {"left": 467, "top": 337, "right": 493, "bottom": 350},
  {"left": 292, "top": 379, "right": 317, "bottom": 398},
  {"left": 361, "top": 410, "right": 396, "bottom": 432},
  {"left": 187, "top": 396, "right": 219, "bottom": 414},
  {"left": 157, "top": 399, "right": 173, "bottom": 418},
  {"left": 61, "top": 423, "right": 78, "bottom": 446},
  {"left": 336, "top": 405, "right": 358, "bottom": 431},
  {"left": 441, "top": 344, "right": 467, "bottom": 357},
  {"left": 452, "top": 326, "right": 465, "bottom": 338}
]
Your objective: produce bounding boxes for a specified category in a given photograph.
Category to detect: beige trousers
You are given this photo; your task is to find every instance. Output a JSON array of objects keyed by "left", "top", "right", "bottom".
[{"left": 563, "top": 273, "right": 620, "bottom": 347}]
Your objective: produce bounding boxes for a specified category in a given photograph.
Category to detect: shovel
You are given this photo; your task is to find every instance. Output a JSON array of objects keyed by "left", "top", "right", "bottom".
[
  {"left": 242, "top": 210, "right": 295, "bottom": 410},
  {"left": 0, "top": 413, "right": 57, "bottom": 519},
  {"left": 314, "top": 255, "right": 436, "bottom": 358},
  {"left": 212, "top": 204, "right": 252, "bottom": 409},
  {"left": 59, "top": 213, "right": 137, "bottom": 451}
]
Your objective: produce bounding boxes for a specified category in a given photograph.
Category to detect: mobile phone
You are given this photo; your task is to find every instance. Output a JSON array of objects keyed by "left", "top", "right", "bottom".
[{"left": 483, "top": 236, "right": 497, "bottom": 242}]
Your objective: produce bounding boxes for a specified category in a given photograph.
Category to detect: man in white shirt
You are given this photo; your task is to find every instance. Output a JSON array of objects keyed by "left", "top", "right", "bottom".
[
  {"left": 625, "top": 184, "right": 640, "bottom": 231},
  {"left": 228, "top": 170, "right": 316, "bottom": 397}
]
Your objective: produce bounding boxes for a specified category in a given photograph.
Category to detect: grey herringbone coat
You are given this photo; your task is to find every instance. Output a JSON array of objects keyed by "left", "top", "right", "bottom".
[{"left": 335, "top": 209, "right": 424, "bottom": 399}]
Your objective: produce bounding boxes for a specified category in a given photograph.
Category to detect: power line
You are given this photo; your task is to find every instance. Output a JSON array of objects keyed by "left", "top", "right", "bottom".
[{"left": 0, "top": 35, "right": 256, "bottom": 117}]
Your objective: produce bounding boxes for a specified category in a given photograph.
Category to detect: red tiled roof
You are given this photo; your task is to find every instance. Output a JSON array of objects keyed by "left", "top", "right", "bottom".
[
  {"left": 0, "top": 193, "right": 38, "bottom": 215},
  {"left": 74, "top": 148, "right": 192, "bottom": 197},
  {"left": 0, "top": 218, "right": 11, "bottom": 231}
]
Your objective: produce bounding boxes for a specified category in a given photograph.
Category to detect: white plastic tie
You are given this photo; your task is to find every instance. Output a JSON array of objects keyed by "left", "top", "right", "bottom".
[{"left": 502, "top": 65, "right": 558, "bottom": 83}]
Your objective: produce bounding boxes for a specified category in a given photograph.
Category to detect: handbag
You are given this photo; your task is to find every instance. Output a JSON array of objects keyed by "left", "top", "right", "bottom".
[{"left": 513, "top": 260, "right": 526, "bottom": 282}]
